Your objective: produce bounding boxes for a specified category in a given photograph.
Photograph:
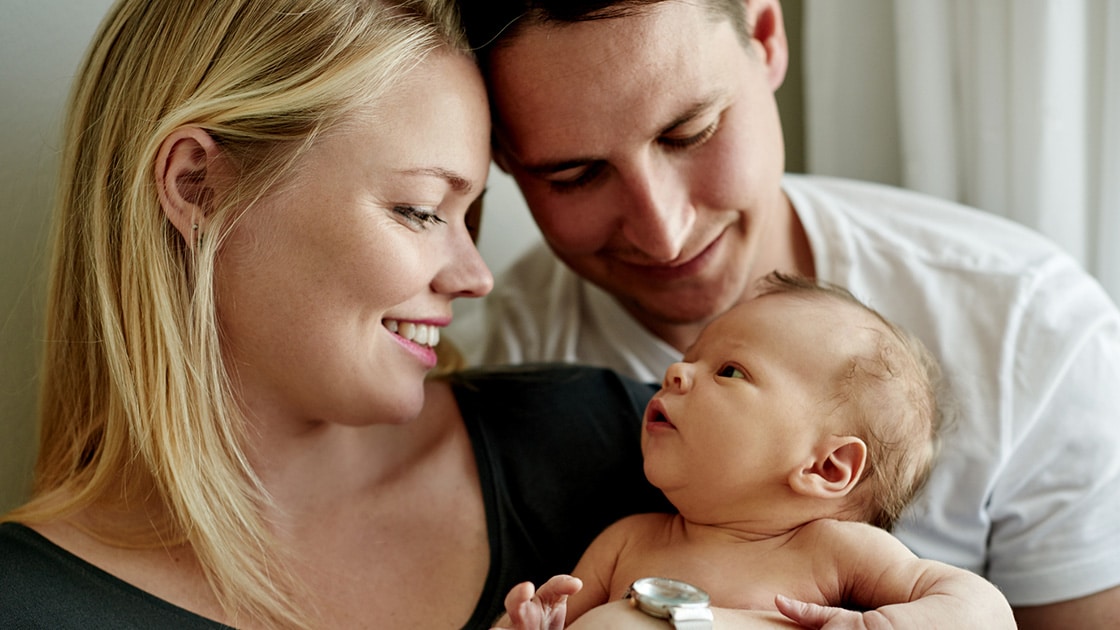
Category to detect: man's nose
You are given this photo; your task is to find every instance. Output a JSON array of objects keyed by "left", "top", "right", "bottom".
[{"left": 618, "top": 156, "right": 694, "bottom": 263}]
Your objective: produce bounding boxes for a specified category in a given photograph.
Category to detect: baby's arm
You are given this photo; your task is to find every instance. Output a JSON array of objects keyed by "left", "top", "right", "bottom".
[
  {"left": 494, "top": 575, "right": 583, "bottom": 630},
  {"left": 492, "top": 516, "right": 643, "bottom": 629},
  {"left": 777, "top": 520, "right": 1015, "bottom": 629}
]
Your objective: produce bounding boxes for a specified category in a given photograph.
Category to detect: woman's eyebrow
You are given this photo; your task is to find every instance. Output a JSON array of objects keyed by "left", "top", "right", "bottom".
[{"left": 395, "top": 166, "right": 474, "bottom": 193}]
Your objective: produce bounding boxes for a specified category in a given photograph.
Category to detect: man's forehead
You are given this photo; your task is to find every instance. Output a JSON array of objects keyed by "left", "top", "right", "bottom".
[{"left": 488, "top": 6, "right": 741, "bottom": 163}]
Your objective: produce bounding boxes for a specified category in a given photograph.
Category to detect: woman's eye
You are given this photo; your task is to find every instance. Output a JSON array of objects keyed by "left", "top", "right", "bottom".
[
  {"left": 717, "top": 364, "right": 747, "bottom": 379},
  {"left": 659, "top": 118, "right": 720, "bottom": 150},
  {"left": 393, "top": 205, "right": 446, "bottom": 229}
]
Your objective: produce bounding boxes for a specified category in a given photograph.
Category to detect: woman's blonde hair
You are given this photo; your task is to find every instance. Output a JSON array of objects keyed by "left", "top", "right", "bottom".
[{"left": 5, "top": 0, "right": 469, "bottom": 626}]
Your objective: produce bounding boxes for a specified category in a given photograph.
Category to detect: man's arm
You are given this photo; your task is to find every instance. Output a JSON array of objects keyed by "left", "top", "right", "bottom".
[
  {"left": 1013, "top": 586, "right": 1120, "bottom": 630},
  {"left": 786, "top": 520, "right": 1016, "bottom": 629}
]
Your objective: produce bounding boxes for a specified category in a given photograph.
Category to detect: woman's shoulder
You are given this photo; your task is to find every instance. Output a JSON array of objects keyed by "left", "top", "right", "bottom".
[{"left": 0, "top": 521, "right": 232, "bottom": 629}]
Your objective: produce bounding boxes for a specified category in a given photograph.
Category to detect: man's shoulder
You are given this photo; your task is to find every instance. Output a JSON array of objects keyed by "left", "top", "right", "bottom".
[
  {"left": 786, "top": 174, "right": 1063, "bottom": 256},
  {"left": 491, "top": 243, "right": 583, "bottom": 302},
  {"left": 477, "top": 243, "right": 589, "bottom": 332},
  {"left": 786, "top": 174, "right": 1081, "bottom": 290}
]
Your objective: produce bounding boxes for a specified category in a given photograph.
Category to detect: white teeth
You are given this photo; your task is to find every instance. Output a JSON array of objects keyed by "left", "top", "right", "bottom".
[
  {"left": 399, "top": 322, "right": 416, "bottom": 339},
  {"left": 383, "top": 319, "right": 441, "bottom": 348}
]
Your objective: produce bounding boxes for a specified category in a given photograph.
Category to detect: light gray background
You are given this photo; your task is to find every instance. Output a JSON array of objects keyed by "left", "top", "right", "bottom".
[{"left": 0, "top": 0, "right": 804, "bottom": 512}]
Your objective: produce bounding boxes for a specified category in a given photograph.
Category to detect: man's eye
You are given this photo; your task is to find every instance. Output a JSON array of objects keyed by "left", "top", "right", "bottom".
[
  {"left": 717, "top": 364, "right": 747, "bottom": 379},
  {"left": 659, "top": 119, "right": 719, "bottom": 150},
  {"left": 393, "top": 205, "right": 446, "bottom": 229},
  {"left": 545, "top": 162, "right": 606, "bottom": 193}
]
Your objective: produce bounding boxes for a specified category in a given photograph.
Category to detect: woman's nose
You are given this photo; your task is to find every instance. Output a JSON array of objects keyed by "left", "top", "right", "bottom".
[{"left": 433, "top": 227, "right": 493, "bottom": 298}]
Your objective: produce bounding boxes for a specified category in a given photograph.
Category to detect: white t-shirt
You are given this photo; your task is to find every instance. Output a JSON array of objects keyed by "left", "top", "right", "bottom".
[{"left": 448, "top": 174, "right": 1120, "bottom": 606}]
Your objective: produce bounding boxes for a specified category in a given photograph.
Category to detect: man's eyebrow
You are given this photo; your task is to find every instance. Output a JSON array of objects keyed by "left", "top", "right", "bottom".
[
  {"left": 515, "top": 97, "right": 725, "bottom": 176},
  {"left": 521, "top": 157, "right": 598, "bottom": 177},
  {"left": 395, "top": 167, "right": 474, "bottom": 193}
]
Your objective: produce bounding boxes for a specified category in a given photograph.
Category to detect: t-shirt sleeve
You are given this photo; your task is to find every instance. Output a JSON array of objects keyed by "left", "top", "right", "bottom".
[
  {"left": 451, "top": 364, "right": 673, "bottom": 628},
  {"left": 984, "top": 274, "right": 1120, "bottom": 604}
]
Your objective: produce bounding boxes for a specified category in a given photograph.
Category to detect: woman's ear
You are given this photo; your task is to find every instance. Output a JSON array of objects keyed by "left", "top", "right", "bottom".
[
  {"left": 745, "top": 0, "right": 789, "bottom": 91},
  {"left": 154, "top": 126, "right": 225, "bottom": 243},
  {"left": 788, "top": 436, "right": 867, "bottom": 499}
]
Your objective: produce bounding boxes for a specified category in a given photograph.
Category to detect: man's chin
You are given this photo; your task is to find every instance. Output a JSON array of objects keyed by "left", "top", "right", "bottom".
[
  {"left": 621, "top": 292, "right": 733, "bottom": 328},
  {"left": 574, "top": 262, "right": 745, "bottom": 326}
]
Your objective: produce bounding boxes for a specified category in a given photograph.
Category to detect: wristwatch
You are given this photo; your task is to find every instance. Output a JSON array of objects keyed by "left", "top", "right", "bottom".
[{"left": 624, "top": 577, "right": 714, "bottom": 629}]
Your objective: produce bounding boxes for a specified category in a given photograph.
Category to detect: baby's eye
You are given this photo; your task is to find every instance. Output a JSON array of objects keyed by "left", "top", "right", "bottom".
[
  {"left": 393, "top": 205, "right": 446, "bottom": 229},
  {"left": 717, "top": 364, "right": 747, "bottom": 379}
]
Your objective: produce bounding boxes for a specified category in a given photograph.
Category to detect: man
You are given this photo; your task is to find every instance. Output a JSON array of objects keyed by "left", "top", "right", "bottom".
[{"left": 452, "top": 0, "right": 1120, "bottom": 626}]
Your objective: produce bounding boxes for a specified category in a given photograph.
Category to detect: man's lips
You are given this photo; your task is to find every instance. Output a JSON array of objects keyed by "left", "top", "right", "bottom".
[
  {"left": 610, "top": 231, "right": 725, "bottom": 283},
  {"left": 644, "top": 398, "right": 677, "bottom": 431}
]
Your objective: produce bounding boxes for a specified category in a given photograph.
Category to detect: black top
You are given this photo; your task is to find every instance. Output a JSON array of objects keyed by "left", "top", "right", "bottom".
[
  {"left": 0, "top": 521, "right": 233, "bottom": 629},
  {"left": 0, "top": 365, "right": 670, "bottom": 629},
  {"left": 453, "top": 365, "right": 671, "bottom": 628}
]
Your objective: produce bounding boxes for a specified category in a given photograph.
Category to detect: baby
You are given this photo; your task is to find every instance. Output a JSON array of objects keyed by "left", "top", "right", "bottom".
[{"left": 497, "top": 272, "right": 1013, "bottom": 629}]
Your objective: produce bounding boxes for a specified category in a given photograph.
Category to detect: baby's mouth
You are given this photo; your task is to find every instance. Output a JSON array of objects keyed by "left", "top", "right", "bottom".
[
  {"left": 383, "top": 319, "right": 441, "bottom": 348},
  {"left": 644, "top": 399, "right": 676, "bottom": 429}
]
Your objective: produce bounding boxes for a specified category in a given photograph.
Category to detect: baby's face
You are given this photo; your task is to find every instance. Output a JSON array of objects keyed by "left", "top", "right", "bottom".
[{"left": 641, "top": 294, "right": 871, "bottom": 511}]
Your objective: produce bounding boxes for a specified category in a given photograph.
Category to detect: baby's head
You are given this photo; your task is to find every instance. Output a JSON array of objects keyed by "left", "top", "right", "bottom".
[
  {"left": 754, "top": 273, "right": 942, "bottom": 529},
  {"left": 643, "top": 272, "right": 941, "bottom": 530}
]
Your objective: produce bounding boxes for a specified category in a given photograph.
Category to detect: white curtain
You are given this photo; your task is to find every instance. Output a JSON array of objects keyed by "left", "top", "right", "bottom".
[{"left": 801, "top": 0, "right": 1120, "bottom": 303}]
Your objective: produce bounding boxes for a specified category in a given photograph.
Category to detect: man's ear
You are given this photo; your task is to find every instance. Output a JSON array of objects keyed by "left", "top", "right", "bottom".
[
  {"left": 745, "top": 0, "right": 789, "bottom": 91},
  {"left": 154, "top": 126, "right": 225, "bottom": 243},
  {"left": 788, "top": 436, "right": 867, "bottom": 499}
]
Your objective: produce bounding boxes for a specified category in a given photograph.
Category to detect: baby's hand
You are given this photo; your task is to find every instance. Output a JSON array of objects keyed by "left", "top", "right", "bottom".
[
  {"left": 492, "top": 575, "right": 583, "bottom": 630},
  {"left": 775, "top": 594, "right": 886, "bottom": 629}
]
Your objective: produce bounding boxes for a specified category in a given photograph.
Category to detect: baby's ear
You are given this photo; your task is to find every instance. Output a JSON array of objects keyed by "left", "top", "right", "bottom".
[
  {"left": 154, "top": 126, "right": 226, "bottom": 244},
  {"left": 788, "top": 436, "right": 867, "bottom": 499}
]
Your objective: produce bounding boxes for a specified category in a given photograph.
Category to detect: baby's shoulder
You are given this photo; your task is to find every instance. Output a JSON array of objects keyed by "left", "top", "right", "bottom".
[
  {"left": 588, "top": 512, "right": 681, "bottom": 559},
  {"left": 794, "top": 519, "right": 886, "bottom": 546},
  {"left": 794, "top": 519, "right": 913, "bottom": 558},
  {"left": 602, "top": 512, "right": 677, "bottom": 538}
]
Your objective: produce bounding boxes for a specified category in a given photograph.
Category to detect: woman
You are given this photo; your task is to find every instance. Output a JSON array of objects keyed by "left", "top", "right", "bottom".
[{"left": 0, "top": 1, "right": 672, "bottom": 628}]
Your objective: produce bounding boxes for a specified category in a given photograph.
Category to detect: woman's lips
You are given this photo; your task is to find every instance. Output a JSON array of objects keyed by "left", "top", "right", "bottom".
[{"left": 383, "top": 319, "right": 441, "bottom": 369}]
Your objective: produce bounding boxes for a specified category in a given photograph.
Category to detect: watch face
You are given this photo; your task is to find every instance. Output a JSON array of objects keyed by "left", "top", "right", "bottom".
[{"left": 629, "top": 577, "right": 711, "bottom": 609}]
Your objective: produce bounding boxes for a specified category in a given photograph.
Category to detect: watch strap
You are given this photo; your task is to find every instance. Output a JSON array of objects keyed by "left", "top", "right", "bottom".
[{"left": 668, "top": 605, "right": 714, "bottom": 630}]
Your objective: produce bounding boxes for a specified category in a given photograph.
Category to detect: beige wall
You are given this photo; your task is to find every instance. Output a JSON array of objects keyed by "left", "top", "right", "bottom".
[
  {"left": 777, "top": 0, "right": 805, "bottom": 173},
  {"left": 0, "top": 0, "right": 806, "bottom": 514},
  {"left": 1, "top": 1, "right": 119, "bottom": 513}
]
